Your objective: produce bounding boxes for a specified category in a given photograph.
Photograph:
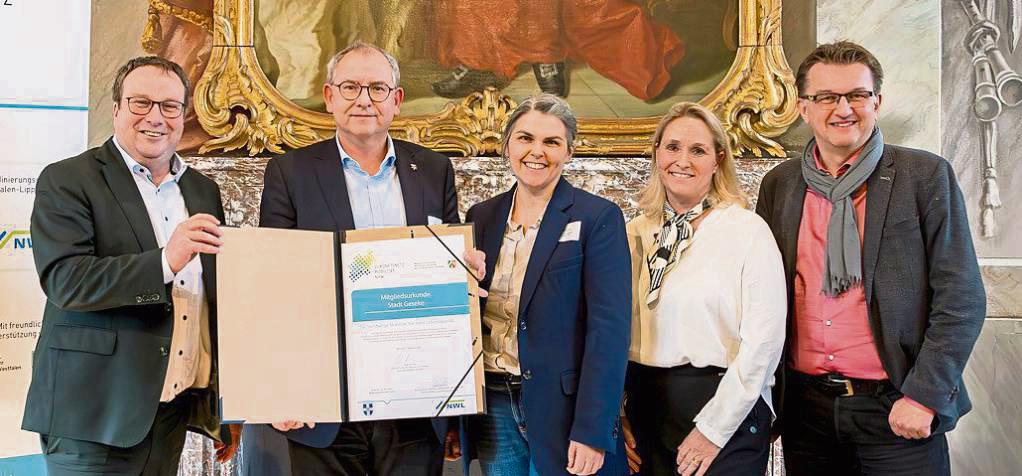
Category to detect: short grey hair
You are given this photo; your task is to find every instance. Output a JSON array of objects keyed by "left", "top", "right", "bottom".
[
  {"left": 324, "top": 41, "right": 401, "bottom": 87},
  {"left": 500, "top": 94, "right": 578, "bottom": 156}
]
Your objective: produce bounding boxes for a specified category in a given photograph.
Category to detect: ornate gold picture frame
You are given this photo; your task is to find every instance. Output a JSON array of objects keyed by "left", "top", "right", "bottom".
[{"left": 194, "top": 0, "right": 797, "bottom": 157}]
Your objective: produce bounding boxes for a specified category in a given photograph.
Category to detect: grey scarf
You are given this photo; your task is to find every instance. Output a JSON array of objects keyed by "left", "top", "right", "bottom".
[{"left": 800, "top": 127, "right": 884, "bottom": 296}]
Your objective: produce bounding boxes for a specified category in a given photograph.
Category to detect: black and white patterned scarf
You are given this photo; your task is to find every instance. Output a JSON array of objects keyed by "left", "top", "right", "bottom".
[{"left": 645, "top": 198, "right": 710, "bottom": 305}]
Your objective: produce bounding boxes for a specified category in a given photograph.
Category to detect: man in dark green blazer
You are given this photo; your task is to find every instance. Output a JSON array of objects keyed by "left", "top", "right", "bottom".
[{"left": 21, "top": 56, "right": 231, "bottom": 475}]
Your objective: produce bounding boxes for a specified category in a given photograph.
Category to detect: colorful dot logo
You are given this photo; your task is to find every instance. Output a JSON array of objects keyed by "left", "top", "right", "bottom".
[{"left": 349, "top": 250, "right": 375, "bottom": 282}]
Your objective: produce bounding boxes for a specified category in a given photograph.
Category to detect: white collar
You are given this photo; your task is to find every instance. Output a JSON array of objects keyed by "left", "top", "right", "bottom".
[{"left": 112, "top": 136, "right": 187, "bottom": 183}]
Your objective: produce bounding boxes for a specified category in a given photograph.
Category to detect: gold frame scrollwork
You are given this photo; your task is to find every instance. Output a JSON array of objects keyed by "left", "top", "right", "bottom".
[{"left": 194, "top": 0, "right": 797, "bottom": 157}]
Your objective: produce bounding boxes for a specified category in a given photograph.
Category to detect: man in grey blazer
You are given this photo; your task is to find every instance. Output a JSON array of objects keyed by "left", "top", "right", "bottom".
[
  {"left": 756, "top": 42, "right": 985, "bottom": 475},
  {"left": 23, "top": 56, "right": 233, "bottom": 475}
]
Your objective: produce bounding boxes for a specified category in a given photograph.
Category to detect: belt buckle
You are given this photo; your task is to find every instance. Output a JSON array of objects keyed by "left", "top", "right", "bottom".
[
  {"left": 502, "top": 373, "right": 522, "bottom": 386},
  {"left": 825, "top": 375, "right": 855, "bottom": 397}
]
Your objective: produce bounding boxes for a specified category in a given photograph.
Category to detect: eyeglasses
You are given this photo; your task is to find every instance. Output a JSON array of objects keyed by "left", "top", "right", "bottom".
[
  {"left": 124, "top": 97, "right": 185, "bottom": 118},
  {"left": 799, "top": 90, "right": 875, "bottom": 108},
  {"left": 330, "top": 81, "right": 396, "bottom": 102}
]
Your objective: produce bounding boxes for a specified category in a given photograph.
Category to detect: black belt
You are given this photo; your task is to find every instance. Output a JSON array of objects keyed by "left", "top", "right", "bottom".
[
  {"left": 792, "top": 371, "right": 893, "bottom": 397},
  {"left": 485, "top": 371, "right": 523, "bottom": 390}
]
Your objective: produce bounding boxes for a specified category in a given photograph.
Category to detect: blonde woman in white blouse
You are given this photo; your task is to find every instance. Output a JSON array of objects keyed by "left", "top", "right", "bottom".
[{"left": 621, "top": 102, "right": 786, "bottom": 476}]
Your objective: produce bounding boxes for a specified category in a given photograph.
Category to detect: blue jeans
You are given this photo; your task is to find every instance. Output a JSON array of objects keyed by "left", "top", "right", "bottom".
[{"left": 469, "top": 382, "right": 541, "bottom": 476}]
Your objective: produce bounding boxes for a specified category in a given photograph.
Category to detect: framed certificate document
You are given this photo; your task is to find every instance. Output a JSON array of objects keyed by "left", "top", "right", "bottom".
[
  {"left": 341, "top": 225, "right": 485, "bottom": 421},
  {"left": 215, "top": 224, "right": 484, "bottom": 423}
]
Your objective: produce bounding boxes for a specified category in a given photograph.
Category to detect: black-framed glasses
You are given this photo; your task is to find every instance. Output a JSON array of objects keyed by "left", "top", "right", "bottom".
[
  {"left": 799, "top": 90, "right": 875, "bottom": 108},
  {"left": 330, "top": 81, "right": 396, "bottom": 102},
  {"left": 124, "top": 97, "right": 185, "bottom": 118}
]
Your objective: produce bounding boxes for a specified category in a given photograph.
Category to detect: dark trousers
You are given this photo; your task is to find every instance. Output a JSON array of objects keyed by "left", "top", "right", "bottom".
[
  {"left": 782, "top": 370, "right": 950, "bottom": 476},
  {"left": 40, "top": 396, "right": 190, "bottom": 476},
  {"left": 625, "top": 362, "right": 771, "bottom": 476},
  {"left": 288, "top": 419, "right": 443, "bottom": 476}
]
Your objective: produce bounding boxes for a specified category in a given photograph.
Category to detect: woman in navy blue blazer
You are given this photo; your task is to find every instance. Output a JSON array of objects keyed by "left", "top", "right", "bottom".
[{"left": 459, "top": 94, "right": 632, "bottom": 475}]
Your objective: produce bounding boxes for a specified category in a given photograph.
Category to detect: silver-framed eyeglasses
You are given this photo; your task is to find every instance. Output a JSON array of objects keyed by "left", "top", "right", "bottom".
[
  {"left": 124, "top": 97, "right": 185, "bottom": 118},
  {"left": 330, "top": 81, "right": 396, "bottom": 102},
  {"left": 799, "top": 90, "right": 875, "bottom": 108}
]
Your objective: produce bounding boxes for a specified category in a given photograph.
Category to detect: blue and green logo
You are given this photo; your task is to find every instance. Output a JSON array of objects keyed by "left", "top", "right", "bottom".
[
  {"left": 0, "top": 229, "right": 31, "bottom": 250},
  {"left": 348, "top": 250, "right": 375, "bottom": 282}
]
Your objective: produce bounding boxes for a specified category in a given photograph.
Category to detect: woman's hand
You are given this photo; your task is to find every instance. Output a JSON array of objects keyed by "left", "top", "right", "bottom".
[
  {"left": 675, "top": 428, "right": 720, "bottom": 476},
  {"left": 462, "top": 248, "right": 488, "bottom": 297},
  {"left": 567, "top": 440, "right": 605, "bottom": 475},
  {"left": 621, "top": 415, "right": 642, "bottom": 474},
  {"left": 214, "top": 423, "right": 242, "bottom": 462},
  {"left": 444, "top": 427, "right": 462, "bottom": 461},
  {"left": 271, "top": 420, "right": 316, "bottom": 432}
]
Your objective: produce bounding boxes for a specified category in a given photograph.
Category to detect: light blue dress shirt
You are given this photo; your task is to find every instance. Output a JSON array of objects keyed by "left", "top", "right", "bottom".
[{"left": 336, "top": 135, "right": 407, "bottom": 229}]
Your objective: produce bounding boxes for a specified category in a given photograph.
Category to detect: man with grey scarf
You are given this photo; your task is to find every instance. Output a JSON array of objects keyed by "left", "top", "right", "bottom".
[{"left": 756, "top": 41, "right": 985, "bottom": 475}]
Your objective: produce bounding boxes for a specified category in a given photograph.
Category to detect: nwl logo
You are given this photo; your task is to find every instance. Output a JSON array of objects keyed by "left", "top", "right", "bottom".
[
  {"left": 434, "top": 400, "right": 466, "bottom": 411},
  {"left": 0, "top": 230, "right": 31, "bottom": 250}
]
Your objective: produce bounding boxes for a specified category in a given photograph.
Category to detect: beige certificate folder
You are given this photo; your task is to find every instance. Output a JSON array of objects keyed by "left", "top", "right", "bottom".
[{"left": 216, "top": 227, "right": 344, "bottom": 423}]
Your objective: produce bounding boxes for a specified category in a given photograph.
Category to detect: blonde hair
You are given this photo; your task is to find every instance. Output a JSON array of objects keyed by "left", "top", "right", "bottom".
[{"left": 638, "top": 102, "right": 747, "bottom": 218}]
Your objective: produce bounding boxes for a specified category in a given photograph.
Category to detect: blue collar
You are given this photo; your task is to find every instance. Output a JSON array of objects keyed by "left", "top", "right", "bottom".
[{"left": 336, "top": 135, "right": 397, "bottom": 176}]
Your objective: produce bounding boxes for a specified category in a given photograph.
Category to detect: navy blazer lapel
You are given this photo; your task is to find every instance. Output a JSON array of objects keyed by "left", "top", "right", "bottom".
[
  {"left": 313, "top": 139, "right": 356, "bottom": 231},
  {"left": 480, "top": 188, "right": 515, "bottom": 292},
  {"left": 518, "top": 178, "right": 574, "bottom": 318},
  {"left": 98, "top": 139, "right": 159, "bottom": 252},
  {"left": 394, "top": 142, "right": 426, "bottom": 225},
  {"left": 178, "top": 169, "right": 218, "bottom": 302},
  {"left": 861, "top": 147, "right": 896, "bottom": 304}
]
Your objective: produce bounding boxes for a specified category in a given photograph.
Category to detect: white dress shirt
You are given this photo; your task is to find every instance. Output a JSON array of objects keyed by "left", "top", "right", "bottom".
[
  {"left": 113, "top": 138, "right": 212, "bottom": 403},
  {"left": 627, "top": 204, "right": 786, "bottom": 448}
]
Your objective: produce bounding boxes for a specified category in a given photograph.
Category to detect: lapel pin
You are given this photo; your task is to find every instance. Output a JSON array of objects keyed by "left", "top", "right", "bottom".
[{"left": 410, "top": 163, "right": 418, "bottom": 171}]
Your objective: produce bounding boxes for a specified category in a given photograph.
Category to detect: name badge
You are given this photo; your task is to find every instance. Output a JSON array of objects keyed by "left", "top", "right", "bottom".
[{"left": 559, "top": 221, "right": 581, "bottom": 242}]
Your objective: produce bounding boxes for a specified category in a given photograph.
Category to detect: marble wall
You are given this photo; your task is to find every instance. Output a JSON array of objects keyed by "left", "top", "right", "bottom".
[
  {"left": 940, "top": 1, "right": 1022, "bottom": 472},
  {"left": 941, "top": 0, "right": 1022, "bottom": 319},
  {"left": 942, "top": 1, "right": 1022, "bottom": 258},
  {"left": 810, "top": 0, "right": 942, "bottom": 152},
  {"left": 947, "top": 319, "right": 1022, "bottom": 476},
  {"left": 188, "top": 155, "right": 785, "bottom": 229}
]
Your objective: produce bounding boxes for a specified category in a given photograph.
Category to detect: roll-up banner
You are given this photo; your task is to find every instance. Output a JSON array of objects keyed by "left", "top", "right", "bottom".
[{"left": 0, "top": 1, "right": 91, "bottom": 473}]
